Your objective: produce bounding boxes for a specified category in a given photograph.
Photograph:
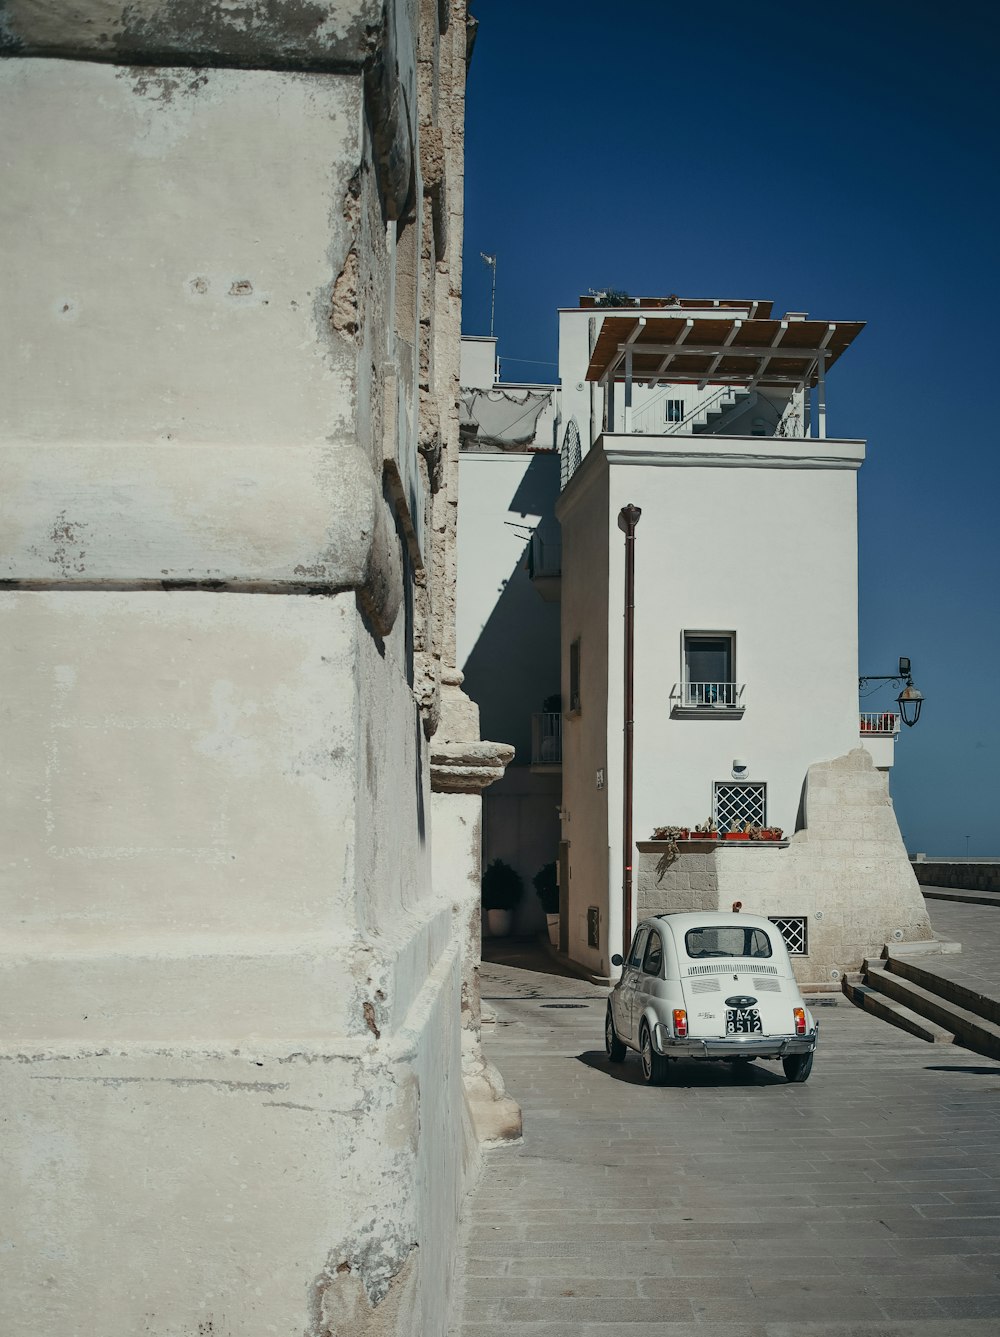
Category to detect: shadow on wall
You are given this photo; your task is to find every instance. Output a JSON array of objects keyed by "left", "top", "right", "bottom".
[{"left": 461, "top": 454, "right": 562, "bottom": 761}]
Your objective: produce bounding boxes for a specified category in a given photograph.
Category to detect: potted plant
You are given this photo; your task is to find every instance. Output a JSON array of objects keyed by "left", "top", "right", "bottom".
[
  {"left": 724, "top": 822, "right": 750, "bottom": 842},
  {"left": 482, "top": 859, "right": 523, "bottom": 937},
  {"left": 694, "top": 819, "right": 719, "bottom": 840},
  {"left": 762, "top": 826, "right": 784, "bottom": 841},
  {"left": 651, "top": 824, "right": 684, "bottom": 860},
  {"left": 533, "top": 862, "right": 559, "bottom": 947}
]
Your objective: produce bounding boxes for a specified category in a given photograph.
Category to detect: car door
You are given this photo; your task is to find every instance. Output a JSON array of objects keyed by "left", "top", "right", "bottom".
[
  {"left": 634, "top": 929, "right": 664, "bottom": 1035},
  {"left": 615, "top": 926, "right": 648, "bottom": 1045}
]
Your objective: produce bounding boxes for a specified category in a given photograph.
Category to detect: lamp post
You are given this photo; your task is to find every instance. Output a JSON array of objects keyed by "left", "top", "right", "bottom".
[
  {"left": 859, "top": 656, "right": 924, "bottom": 728},
  {"left": 618, "top": 504, "right": 641, "bottom": 960}
]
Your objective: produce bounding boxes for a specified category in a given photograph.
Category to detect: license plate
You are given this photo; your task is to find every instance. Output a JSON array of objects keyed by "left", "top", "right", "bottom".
[{"left": 726, "top": 1008, "right": 762, "bottom": 1034}]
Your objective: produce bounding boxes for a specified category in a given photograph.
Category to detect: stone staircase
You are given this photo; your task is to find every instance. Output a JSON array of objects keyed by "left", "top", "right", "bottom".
[
  {"left": 691, "top": 389, "right": 754, "bottom": 433},
  {"left": 844, "top": 943, "right": 1000, "bottom": 1061}
]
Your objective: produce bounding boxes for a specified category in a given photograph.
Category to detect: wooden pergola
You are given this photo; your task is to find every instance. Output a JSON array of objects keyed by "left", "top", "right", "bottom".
[{"left": 586, "top": 309, "right": 865, "bottom": 439}]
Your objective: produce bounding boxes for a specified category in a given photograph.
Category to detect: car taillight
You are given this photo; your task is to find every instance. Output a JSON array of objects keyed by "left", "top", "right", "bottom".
[
  {"left": 673, "top": 1009, "right": 688, "bottom": 1038},
  {"left": 793, "top": 1007, "right": 807, "bottom": 1036}
]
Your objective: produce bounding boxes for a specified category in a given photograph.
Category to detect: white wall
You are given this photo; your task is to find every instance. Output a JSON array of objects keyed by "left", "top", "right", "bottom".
[
  {"left": 556, "top": 455, "right": 613, "bottom": 972},
  {"left": 456, "top": 452, "right": 561, "bottom": 758},
  {"left": 0, "top": 7, "right": 482, "bottom": 1333},
  {"left": 460, "top": 336, "right": 497, "bottom": 389},
  {"left": 558, "top": 432, "right": 865, "bottom": 975}
]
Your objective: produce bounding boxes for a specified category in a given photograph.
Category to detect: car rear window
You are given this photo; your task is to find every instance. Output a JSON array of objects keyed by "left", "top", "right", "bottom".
[{"left": 685, "top": 926, "right": 773, "bottom": 959}]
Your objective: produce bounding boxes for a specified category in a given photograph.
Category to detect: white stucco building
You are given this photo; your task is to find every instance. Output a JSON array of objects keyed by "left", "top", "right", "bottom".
[{"left": 459, "top": 294, "right": 931, "bottom": 985}]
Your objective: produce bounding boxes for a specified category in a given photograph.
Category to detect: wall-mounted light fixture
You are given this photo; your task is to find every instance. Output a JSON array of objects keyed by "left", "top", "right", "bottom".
[{"left": 859, "top": 656, "right": 924, "bottom": 727}]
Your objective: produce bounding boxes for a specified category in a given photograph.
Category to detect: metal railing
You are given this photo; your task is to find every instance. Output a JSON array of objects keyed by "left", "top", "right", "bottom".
[
  {"left": 531, "top": 711, "right": 562, "bottom": 765},
  {"left": 675, "top": 682, "right": 746, "bottom": 709},
  {"left": 527, "top": 533, "right": 561, "bottom": 579},
  {"left": 859, "top": 712, "right": 899, "bottom": 734}
]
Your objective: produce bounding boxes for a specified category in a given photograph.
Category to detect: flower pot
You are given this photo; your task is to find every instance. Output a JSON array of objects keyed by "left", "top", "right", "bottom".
[
  {"left": 486, "top": 908, "right": 513, "bottom": 936},
  {"left": 546, "top": 914, "right": 560, "bottom": 948},
  {"left": 724, "top": 832, "right": 749, "bottom": 842}
]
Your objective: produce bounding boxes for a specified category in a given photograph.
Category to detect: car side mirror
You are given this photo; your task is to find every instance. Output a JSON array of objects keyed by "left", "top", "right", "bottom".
[{"left": 611, "top": 953, "right": 623, "bottom": 967}]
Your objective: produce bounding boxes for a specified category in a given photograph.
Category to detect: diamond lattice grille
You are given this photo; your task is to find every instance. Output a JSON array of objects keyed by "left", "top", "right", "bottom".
[
  {"left": 769, "top": 916, "right": 808, "bottom": 955},
  {"left": 714, "top": 782, "right": 766, "bottom": 833}
]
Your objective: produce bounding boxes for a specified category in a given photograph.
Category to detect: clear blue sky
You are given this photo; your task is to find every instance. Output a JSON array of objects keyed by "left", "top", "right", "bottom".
[{"left": 462, "top": 0, "right": 1000, "bottom": 857}]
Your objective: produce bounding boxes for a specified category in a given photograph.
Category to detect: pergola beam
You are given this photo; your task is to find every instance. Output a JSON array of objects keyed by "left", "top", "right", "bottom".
[{"left": 648, "top": 318, "right": 694, "bottom": 387}]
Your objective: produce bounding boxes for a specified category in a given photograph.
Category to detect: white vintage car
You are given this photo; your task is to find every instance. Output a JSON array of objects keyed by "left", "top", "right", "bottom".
[{"left": 606, "top": 911, "right": 818, "bottom": 1084}]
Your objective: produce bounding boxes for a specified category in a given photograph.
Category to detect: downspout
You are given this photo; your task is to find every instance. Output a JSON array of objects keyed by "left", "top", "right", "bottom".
[{"left": 618, "top": 504, "right": 641, "bottom": 959}]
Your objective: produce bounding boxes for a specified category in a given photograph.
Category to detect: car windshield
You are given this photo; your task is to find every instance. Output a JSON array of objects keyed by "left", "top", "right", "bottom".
[{"left": 685, "top": 926, "right": 773, "bottom": 959}]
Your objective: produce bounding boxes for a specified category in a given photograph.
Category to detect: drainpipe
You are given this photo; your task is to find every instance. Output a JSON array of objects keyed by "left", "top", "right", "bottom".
[{"left": 618, "top": 504, "right": 641, "bottom": 959}]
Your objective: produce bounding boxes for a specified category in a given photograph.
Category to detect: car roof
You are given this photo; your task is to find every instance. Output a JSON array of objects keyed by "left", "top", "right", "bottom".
[{"left": 645, "top": 911, "right": 778, "bottom": 936}]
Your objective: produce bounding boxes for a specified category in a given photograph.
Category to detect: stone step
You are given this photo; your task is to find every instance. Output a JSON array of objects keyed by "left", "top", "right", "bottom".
[
  {"left": 862, "top": 959, "right": 1000, "bottom": 1061},
  {"left": 887, "top": 936, "right": 962, "bottom": 956},
  {"left": 842, "top": 973, "right": 955, "bottom": 1044},
  {"left": 883, "top": 949, "right": 1000, "bottom": 1028}
]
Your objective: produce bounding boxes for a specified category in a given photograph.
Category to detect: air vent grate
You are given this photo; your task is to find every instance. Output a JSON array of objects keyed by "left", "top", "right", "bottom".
[
  {"left": 687, "top": 962, "right": 779, "bottom": 976},
  {"left": 689, "top": 977, "right": 721, "bottom": 994}
]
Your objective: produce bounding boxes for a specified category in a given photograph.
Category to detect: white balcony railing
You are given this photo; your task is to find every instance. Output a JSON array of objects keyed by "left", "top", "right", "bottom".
[
  {"left": 859, "top": 712, "right": 899, "bottom": 735},
  {"left": 531, "top": 711, "right": 562, "bottom": 765},
  {"left": 675, "top": 682, "right": 746, "bottom": 709}
]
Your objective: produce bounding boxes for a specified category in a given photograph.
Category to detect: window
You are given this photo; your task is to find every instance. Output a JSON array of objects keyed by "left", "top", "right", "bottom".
[
  {"left": 683, "top": 632, "right": 735, "bottom": 706},
  {"left": 714, "top": 782, "right": 766, "bottom": 834},
  {"left": 666, "top": 398, "right": 685, "bottom": 423},
  {"left": 769, "top": 916, "right": 808, "bottom": 955},
  {"left": 685, "top": 925, "right": 773, "bottom": 959},
  {"left": 587, "top": 906, "right": 600, "bottom": 949},
  {"left": 641, "top": 931, "right": 663, "bottom": 976},
  {"left": 569, "top": 638, "right": 581, "bottom": 713},
  {"left": 628, "top": 926, "right": 649, "bottom": 968}
]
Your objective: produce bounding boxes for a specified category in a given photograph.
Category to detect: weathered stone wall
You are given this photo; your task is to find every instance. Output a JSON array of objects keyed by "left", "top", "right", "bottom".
[
  {"left": 0, "top": 3, "right": 508, "bottom": 1334},
  {"left": 637, "top": 749, "right": 932, "bottom": 986},
  {"left": 912, "top": 862, "right": 1000, "bottom": 894}
]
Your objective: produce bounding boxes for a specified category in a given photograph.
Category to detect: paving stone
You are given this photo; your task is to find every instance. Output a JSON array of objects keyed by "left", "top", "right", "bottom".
[{"left": 450, "top": 915, "right": 1000, "bottom": 1336}]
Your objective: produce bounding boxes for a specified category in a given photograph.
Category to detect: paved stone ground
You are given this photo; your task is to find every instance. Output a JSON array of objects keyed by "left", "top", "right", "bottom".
[
  {"left": 451, "top": 911, "right": 1000, "bottom": 1336},
  {"left": 918, "top": 896, "right": 1000, "bottom": 999}
]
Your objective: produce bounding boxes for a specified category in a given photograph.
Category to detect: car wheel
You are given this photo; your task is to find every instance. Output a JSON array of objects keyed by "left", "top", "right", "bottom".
[
  {"left": 639, "top": 1022, "right": 670, "bottom": 1086},
  {"left": 605, "top": 1005, "right": 627, "bottom": 1063},
  {"left": 782, "top": 1052, "right": 814, "bottom": 1083}
]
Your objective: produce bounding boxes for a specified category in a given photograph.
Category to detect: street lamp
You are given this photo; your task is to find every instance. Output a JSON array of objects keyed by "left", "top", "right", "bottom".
[{"left": 859, "top": 656, "right": 925, "bottom": 728}]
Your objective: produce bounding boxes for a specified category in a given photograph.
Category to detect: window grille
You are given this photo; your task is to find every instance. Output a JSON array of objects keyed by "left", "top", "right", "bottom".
[
  {"left": 713, "top": 782, "right": 766, "bottom": 833},
  {"left": 666, "top": 398, "right": 685, "bottom": 423},
  {"left": 769, "top": 916, "right": 808, "bottom": 956}
]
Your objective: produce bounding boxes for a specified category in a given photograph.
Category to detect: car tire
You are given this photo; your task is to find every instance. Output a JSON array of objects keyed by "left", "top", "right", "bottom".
[
  {"left": 782, "top": 1051, "right": 814, "bottom": 1083},
  {"left": 605, "top": 1005, "right": 627, "bottom": 1063},
  {"left": 639, "top": 1022, "right": 670, "bottom": 1086}
]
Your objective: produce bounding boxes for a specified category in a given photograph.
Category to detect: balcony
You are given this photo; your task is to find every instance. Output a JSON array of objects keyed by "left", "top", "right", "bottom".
[
  {"left": 670, "top": 682, "right": 746, "bottom": 719},
  {"left": 531, "top": 711, "right": 562, "bottom": 770},
  {"left": 859, "top": 712, "right": 899, "bottom": 735},
  {"left": 527, "top": 532, "right": 561, "bottom": 602},
  {"left": 859, "top": 712, "right": 899, "bottom": 770}
]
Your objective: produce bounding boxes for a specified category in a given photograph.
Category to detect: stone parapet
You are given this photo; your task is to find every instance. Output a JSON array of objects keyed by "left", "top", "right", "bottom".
[{"left": 912, "top": 861, "right": 1000, "bottom": 894}]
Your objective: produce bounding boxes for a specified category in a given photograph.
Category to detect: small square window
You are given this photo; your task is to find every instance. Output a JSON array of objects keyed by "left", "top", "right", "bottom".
[
  {"left": 714, "top": 782, "right": 766, "bottom": 834},
  {"left": 666, "top": 398, "right": 685, "bottom": 423},
  {"left": 770, "top": 916, "right": 808, "bottom": 955}
]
